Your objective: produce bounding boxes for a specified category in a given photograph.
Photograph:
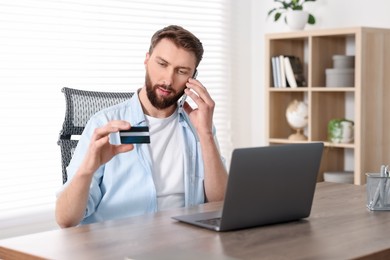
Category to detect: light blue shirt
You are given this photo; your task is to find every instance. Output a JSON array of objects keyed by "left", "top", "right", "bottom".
[{"left": 65, "top": 90, "right": 221, "bottom": 225}]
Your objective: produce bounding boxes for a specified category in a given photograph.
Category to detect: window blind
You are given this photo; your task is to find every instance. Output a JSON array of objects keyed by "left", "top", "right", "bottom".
[{"left": 0, "top": 0, "right": 232, "bottom": 220}]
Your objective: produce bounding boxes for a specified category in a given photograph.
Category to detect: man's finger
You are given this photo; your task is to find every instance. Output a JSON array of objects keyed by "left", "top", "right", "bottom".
[{"left": 93, "top": 121, "right": 131, "bottom": 140}]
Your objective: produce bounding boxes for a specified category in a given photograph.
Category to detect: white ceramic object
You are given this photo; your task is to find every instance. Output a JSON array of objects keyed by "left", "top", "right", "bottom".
[
  {"left": 326, "top": 68, "right": 355, "bottom": 87},
  {"left": 324, "top": 171, "right": 354, "bottom": 184},
  {"left": 339, "top": 120, "right": 354, "bottom": 143},
  {"left": 333, "top": 55, "right": 355, "bottom": 69},
  {"left": 286, "top": 10, "right": 309, "bottom": 30}
]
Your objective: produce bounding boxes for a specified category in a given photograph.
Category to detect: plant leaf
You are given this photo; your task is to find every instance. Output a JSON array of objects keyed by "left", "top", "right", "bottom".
[
  {"left": 308, "top": 14, "right": 316, "bottom": 24},
  {"left": 275, "top": 12, "right": 282, "bottom": 22},
  {"left": 267, "top": 8, "right": 278, "bottom": 16},
  {"left": 293, "top": 6, "right": 303, "bottom": 10}
]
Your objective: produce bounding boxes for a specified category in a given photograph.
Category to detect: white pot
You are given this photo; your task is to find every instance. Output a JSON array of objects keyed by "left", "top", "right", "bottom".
[{"left": 286, "top": 10, "right": 309, "bottom": 30}]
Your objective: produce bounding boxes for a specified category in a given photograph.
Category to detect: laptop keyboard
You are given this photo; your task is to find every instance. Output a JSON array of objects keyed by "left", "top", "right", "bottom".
[{"left": 196, "top": 217, "right": 221, "bottom": 227}]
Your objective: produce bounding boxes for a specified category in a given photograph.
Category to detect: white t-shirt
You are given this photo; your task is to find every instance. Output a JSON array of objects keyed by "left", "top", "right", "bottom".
[{"left": 145, "top": 109, "right": 185, "bottom": 210}]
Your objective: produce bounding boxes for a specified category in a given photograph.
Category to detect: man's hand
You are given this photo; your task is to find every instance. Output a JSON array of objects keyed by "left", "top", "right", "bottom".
[
  {"left": 79, "top": 120, "right": 134, "bottom": 176},
  {"left": 182, "top": 78, "right": 215, "bottom": 138}
]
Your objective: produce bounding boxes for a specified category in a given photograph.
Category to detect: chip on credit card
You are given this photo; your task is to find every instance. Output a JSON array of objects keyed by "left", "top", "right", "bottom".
[{"left": 119, "top": 126, "right": 150, "bottom": 144}]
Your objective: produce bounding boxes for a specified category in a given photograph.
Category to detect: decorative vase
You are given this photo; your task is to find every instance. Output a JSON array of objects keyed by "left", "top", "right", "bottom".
[{"left": 286, "top": 10, "right": 309, "bottom": 30}]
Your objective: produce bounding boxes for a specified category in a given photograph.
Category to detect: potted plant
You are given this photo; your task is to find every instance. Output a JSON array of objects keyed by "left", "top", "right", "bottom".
[
  {"left": 268, "top": 0, "right": 316, "bottom": 30},
  {"left": 327, "top": 118, "right": 354, "bottom": 144}
]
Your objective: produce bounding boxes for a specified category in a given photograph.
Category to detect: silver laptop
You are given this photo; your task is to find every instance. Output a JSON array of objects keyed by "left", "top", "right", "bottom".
[{"left": 172, "top": 143, "right": 324, "bottom": 231}]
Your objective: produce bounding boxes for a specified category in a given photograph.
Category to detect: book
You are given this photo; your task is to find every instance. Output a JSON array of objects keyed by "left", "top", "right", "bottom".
[
  {"left": 274, "top": 56, "right": 281, "bottom": 87},
  {"left": 288, "top": 56, "right": 307, "bottom": 87},
  {"left": 284, "top": 56, "right": 298, "bottom": 88},
  {"left": 271, "top": 56, "right": 279, "bottom": 87},
  {"left": 272, "top": 55, "right": 306, "bottom": 88},
  {"left": 278, "top": 55, "right": 287, "bottom": 87}
]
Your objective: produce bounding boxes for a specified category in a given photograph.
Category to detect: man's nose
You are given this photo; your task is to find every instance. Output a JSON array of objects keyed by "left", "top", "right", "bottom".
[{"left": 162, "top": 70, "right": 174, "bottom": 86}]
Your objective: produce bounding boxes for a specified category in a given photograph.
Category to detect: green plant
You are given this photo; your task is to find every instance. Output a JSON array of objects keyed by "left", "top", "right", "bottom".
[
  {"left": 327, "top": 118, "right": 354, "bottom": 143},
  {"left": 268, "top": 0, "right": 316, "bottom": 25}
]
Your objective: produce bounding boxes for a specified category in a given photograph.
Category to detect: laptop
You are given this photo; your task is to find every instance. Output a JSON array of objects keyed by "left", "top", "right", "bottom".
[{"left": 172, "top": 142, "right": 324, "bottom": 231}]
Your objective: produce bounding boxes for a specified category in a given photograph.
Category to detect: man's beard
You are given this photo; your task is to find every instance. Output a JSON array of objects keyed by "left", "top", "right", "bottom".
[{"left": 145, "top": 72, "right": 185, "bottom": 110}]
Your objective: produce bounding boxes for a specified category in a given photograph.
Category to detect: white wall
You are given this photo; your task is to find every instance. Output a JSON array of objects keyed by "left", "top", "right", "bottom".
[
  {"left": 231, "top": 0, "right": 390, "bottom": 149},
  {"left": 229, "top": 1, "right": 253, "bottom": 148}
]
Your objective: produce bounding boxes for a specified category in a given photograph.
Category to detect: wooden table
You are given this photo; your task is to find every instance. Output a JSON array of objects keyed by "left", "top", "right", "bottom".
[{"left": 1, "top": 182, "right": 390, "bottom": 260}]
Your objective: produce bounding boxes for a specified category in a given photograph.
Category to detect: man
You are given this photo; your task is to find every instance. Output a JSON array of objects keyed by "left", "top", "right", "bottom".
[{"left": 56, "top": 25, "right": 228, "bottom": 228}]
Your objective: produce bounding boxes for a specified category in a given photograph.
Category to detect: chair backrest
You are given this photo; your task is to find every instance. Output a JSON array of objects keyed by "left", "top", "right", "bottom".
[{"left": 58, "top": 87, "right": 134, "bottom": 184}]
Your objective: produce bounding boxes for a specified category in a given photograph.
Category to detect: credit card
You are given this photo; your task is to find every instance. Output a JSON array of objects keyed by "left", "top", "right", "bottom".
[{"left": 119, "top": 126, "right": 150, "bottom": 144}]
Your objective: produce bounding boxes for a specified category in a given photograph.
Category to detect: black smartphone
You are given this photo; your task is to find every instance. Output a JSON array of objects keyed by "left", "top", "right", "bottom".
[{"left": 179, "top": 69, "right": 198, "bottom": 108}]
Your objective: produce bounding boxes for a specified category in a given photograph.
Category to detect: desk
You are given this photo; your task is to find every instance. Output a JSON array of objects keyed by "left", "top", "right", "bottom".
[{"left": 1, "top": 182, "right": 390, "bottom": 260}]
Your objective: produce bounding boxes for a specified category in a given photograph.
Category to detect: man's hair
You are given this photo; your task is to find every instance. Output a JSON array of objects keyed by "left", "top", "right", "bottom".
[{"left": 149, "top": 25, "right": 204, "bottom": 67}]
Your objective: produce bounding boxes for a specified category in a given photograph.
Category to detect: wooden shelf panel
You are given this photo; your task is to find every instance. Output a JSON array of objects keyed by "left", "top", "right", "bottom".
[
  {"left": 269, "top": 88, "right": 308, "bottom": 92},
  {"left": 269, "top": 139, "right": 355, "bottom": 149},
  {"left": 311, "top": 87, "right": 355, "bottom": 92},
  {"left": 269, "top": 87, "right": 355, "bottom": 92}
]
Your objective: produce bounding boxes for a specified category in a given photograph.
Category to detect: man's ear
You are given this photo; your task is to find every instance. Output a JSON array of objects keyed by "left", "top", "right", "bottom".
[{"left": 144, "top": 52, "right": 150, "bottom": 66}]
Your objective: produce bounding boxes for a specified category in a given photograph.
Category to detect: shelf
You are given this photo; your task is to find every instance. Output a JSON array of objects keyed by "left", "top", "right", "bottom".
[
  {"left": 265, "top": 27, "right": 390, "bottom": 185},
  {"left": 269, "top": 139, "right": 355, "bottom": 149},
  {"left": 270, "top": 87, "right": 355, "bottom": 92},
  {"left": 269, "top": 88, "right": 308, "bottom": 92},
  {"left": 323, "top": 142, "right": 355, "bottom": 149},
  {"left": 311, "top": 87, "right": 355, "bottom": 92}
]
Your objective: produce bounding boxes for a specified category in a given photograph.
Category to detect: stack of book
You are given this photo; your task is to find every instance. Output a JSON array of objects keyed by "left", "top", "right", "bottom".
[{"left": 271, "top": 55, "right": 306, "bottom": 88}]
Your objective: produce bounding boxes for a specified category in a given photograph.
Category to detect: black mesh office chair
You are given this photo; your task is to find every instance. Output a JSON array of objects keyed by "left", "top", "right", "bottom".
[{"left": 58, "top": 87, "right": 134, "bottom": 184}]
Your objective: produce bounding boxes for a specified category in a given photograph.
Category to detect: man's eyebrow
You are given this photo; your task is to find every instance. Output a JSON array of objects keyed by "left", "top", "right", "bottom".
[
  {"left": 155, "top": 56, "right": 191, "bottom": 71},
  {"left": 156, "top": 56, "right": 169, "bottom": 64},
  {"left": 156, "top": 56, "right": 168, "bottom": 63}
]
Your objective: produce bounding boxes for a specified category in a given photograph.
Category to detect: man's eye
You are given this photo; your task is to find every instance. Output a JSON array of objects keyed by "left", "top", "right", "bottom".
[
  {"left": 178, "top": 70, "right": 188, "bottom": 75},
  {"left": 157, "top": 61, "right": 167, "bottom": 67}
]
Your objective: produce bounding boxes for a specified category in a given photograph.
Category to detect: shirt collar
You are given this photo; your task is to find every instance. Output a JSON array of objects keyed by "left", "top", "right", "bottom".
[{"left": 128, "top": 89, "right": 147, "bottom": 126}]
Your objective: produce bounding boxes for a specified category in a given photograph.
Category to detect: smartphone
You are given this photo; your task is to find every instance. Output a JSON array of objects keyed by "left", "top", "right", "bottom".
[
  {"left": 179, "top": 69, "right": 198, "bottom": 108},
  {"left": 119, "top": 126, "right": 150, "bottom": 144}
]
